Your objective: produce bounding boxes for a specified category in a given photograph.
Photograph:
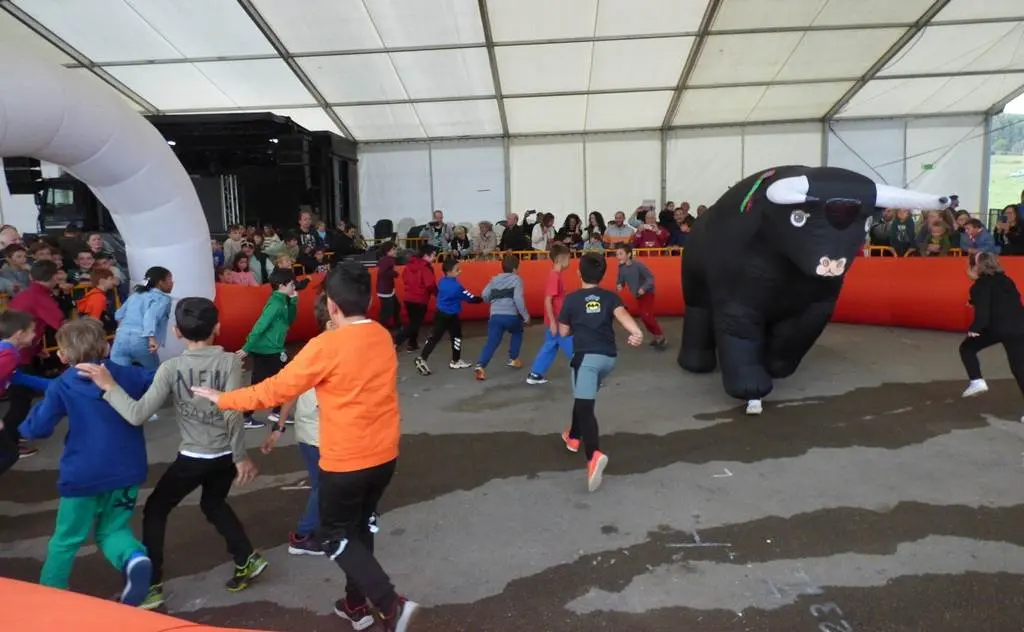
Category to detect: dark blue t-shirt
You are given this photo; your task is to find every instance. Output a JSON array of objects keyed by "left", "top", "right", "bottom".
[{"left": 558, "top": 286, "right": 622, "bottom": 357}]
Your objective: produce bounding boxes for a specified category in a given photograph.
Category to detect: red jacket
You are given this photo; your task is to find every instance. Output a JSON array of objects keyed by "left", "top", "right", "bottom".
[
  {"left": 634, "top": 226, "right": 669, "bottom": 249},
  {"left": 402, "top": 257, "right": 437, "bottom": 304},
  {"left": 0, "top": 343, "right": 19, "bottom": 397},
  {"left": 9, "top": 282, "right": 64, "bottom": 364}
]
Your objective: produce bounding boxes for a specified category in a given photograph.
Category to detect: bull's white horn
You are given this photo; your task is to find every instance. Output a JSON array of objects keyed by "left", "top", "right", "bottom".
[
  {"left": 875, "top": 184, "right": 949, "bottom": 211},
  {"left": 766, "top": 176, "right": 810, "bottom": 205}
]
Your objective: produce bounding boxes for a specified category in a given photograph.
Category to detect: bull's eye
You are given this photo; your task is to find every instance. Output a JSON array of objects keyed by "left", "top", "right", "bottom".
[
  {"left": 790, "top": 210, "right": 808, "bottom": 228},
  {"left": 864, "top": 217, "right": 872, "bottom": 233}
]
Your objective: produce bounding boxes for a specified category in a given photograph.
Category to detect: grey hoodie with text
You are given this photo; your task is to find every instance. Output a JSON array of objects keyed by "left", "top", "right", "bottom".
[
  {"left": 482, "top": 272, "right": 529, "bottom": 320},
  {"left": 103, "top": 346, "right": 246, "bottom": 462}
]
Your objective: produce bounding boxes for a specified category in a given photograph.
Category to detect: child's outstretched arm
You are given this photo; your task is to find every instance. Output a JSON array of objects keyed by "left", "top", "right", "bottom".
[
  {"left": 460, "top": 284, "right": 484, "bottom": 305},
  {"left": 9, "top": 371, "right": 54, "bottom": 393},
  {"left": 78, "top": 362, "right": 173, "bottom": 426},
  {"left": 19, "top": 387, "right": 67, "bottom": 441},
  {"left": 613, "top": 306, "right": 644, "bottom": 347}
]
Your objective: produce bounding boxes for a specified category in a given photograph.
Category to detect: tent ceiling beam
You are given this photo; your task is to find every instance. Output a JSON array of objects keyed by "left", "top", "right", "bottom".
[
  {"left": 662, "top": 0, "right": 723, "bottom": 129},
  {"left": 233, "top": 0, "right": 354, "bottom": 139},
  {"left": 822, "top": 0, "right": 955, "bottom": 120},
  {"left": 0, "top": 0, "right": 158, "bottom": 113},
  {"left": 477, "top": 0, "right": 508, "bottom": 136}
]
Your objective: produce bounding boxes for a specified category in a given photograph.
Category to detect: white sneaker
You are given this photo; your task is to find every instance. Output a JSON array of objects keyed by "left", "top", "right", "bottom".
[
  {"left": 962, "top": 380, "right": 989, "bottom": 398},
  {"left": 449, "top": 360, "right": 473, "bottom": 369},
  {"left": 746, "top": 399, "right": 763, "bottom": 415},
  {"left": 267, "top": 412, "right": 281, "bottom": 423}
]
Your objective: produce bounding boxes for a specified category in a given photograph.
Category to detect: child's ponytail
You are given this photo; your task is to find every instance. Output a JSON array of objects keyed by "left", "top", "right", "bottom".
[{"left": 134, "top": 265, "right": 171, "bottom": 293}]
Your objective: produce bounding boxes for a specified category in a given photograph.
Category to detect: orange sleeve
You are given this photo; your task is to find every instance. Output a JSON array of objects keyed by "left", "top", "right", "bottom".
[
  {"left": 219, "top": 333, "right": 334, "bottom": 411},
  {"left": 78, "top": 293, "right": 106, "bottom": 320}
]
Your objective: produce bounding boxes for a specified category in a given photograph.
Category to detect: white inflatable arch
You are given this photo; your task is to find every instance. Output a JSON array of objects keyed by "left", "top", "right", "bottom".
[{"left": 0, "top": 45, "right": 213, "bottom": 357}]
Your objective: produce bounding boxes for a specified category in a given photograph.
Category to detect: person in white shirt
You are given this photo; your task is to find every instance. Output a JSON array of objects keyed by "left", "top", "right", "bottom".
[{"left": 532, "top": 213, "right": 556, "bottom": 251}]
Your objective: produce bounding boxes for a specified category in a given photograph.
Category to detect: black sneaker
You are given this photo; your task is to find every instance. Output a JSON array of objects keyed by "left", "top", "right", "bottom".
[
  {"left": 287, "top": 532, "right": 324, "bottom": 556},
  {"left": 379, "top": 598, "right": 420, "bottom": 632},
  {"left": 414, "top": 357, "right": 431, "bottom": 376},
  {"left": 225, "top": 552, "right": 269, "bottom": 592},
  {"left": 334, "top": 598, "right": 376, "bottom": 631},
  {"left": 526, "top": 373, "right": 548, "bottom": 385},
  {"left": 18, "top": 446, "right": 38, "bottom": 459},
  {"left": 243, "top": 417, "right": 265, "bottom": 430}
]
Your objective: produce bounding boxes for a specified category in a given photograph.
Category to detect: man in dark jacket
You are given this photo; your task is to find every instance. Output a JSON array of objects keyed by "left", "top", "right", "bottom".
[{"left": 498, "top": 213, "right": 531, "bottom": 251}]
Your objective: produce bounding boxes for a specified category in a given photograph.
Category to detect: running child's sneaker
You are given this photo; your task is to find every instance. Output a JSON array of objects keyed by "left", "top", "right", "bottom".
[
  {"left": 962, "top": 379, "right": 989, "bottom": 398},
  {"left": 506, "top": 358, "right": 522, "bottom": 369},
  {"left": 243, "top": 416, "right": 265, "bottom": 429},
  {"left": 18, "top": 445, "right": 38, "bottom": 459},
  {"left": 745, "top": 399, "right": 763, "bottom": 415},
  {"left": 561, "top": 430, "right": 580, "bottom": 453},
  {"left": 526, "top": 372, "right": 548, "bottom": 385},
  {"left": 650, "top": 337, "right": 669, "bottom": 350},
  {"left": 225, "top": 552, "right": 269, "bottom": 592},
  {"left": 379, "top": 598, "right": 421, "bottom": 632},
  {"left": 335, "top": 597, "right": 376, "bottom": 631},
  {"left": 414, "top": 357, "right": 432, "bottom": 375},
  {"left": 120, "top": 552, "right": 153, "bottom": 607},
  {"left": 449, "top": 360, "right": 472, "bottom": 369},
  {"left": 474, "top": 365, "right": 486, "bottom": 381},
  {"left": 587, "top": 450, "right": 609, "bottom": 492},
  {"left": 267, "top": 412, "right": 280, "bottom": 423},
  {"left": 139, "top": 584, "right": 166, "bottom": 611},
  {"left": 288, "top": 532, "right": 324, "bottom": 556}
]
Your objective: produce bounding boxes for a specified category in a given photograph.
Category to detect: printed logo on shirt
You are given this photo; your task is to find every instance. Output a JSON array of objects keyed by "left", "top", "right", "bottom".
[{"left": 585, "top": 295, "right": 602, "bottom": 314}]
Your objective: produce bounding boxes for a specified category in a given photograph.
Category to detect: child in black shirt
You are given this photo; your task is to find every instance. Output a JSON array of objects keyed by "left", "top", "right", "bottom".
[{"left": 557, "top": 253, "right": 643, "bottom": 492}]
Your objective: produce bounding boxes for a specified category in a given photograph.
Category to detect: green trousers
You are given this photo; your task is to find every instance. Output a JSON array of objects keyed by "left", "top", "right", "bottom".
[{"left": 40, "top": 486, "right": 145, "bottom": 589}]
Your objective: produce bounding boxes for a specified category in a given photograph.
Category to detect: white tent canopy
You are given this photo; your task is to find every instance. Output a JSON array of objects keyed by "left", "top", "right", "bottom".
[{"left": 2, "top": 0, "right": 1022, "bottom": 228}]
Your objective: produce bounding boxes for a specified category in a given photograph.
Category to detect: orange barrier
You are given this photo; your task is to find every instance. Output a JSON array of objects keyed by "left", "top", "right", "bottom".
[
  {"left": 214, "top": 255, "right": 991, "bottom": 350},
  {"left": 1, "top": 577, "right": 266, "bottom": 632}
]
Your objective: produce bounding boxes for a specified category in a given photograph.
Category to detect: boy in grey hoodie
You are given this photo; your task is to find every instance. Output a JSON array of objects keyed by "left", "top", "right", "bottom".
[
  {"left": 75, "top": 297, "right": 266, "bottom": 610},
  {"left": 474, "top": 255, "right": 531, "bottom": 380}
]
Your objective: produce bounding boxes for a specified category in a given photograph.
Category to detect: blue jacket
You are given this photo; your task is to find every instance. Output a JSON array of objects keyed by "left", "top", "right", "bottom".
[
  {"left": 116, "top": 289, "right": 172, "bottom": 346},
  {"left": 20, "top": 361, "right": 155, "bottom": 497},
  {"left": 435, "top": 276, "right": 482, "bottom": 315},
  {"left": 960, "top": 229, "right": 1000, "bottom": 254}
]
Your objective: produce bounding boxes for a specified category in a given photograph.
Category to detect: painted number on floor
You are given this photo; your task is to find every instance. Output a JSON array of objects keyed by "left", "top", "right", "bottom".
[{"left": 809, "top": 602, "right": 853, "bottom": 632}]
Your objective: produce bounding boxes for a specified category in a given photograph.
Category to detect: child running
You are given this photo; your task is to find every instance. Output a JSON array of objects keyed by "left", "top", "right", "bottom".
[
  {"left": 260, "top": 292, "right": 332, "bottom": 556},
  {"left": 527, "top": 244, "right": 573, "bottom": 385},
  {"left": 376, "top": 241, "right": 401, "bottom": 333},
  {"left": 111, "top": 266, "right": 173, "bottom": 370},
  {"left": 415, "top": 258, "right": 482, "bottom": 375},
  {"left": 192, "top": 262, "right": 420, "bottom": 632},
  {"left": 0, "top": 310, "right": 46, "bottom": 476},
  {"left": 238, "top": 269, "right": 299, "bottom": 429},
  {"left": 19, "top": 318, "right": 155, "bottom": 605},
  {"left": 473, "top": 255, "right": 530, "bottom": 381},
  {"left": 393, "top": 245, "right": 437, "bottom": 353},
  {"left": 76, "top": 297, "right": 263, "bottom": 610},
  {"left": 559, "top": 253, "right": 644, "bottom": 492},
  {"left": 615, "top": 244, "right": 668, "bottom": 349}
]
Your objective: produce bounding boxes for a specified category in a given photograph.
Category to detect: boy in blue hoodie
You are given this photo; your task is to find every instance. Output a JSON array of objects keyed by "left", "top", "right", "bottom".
[
  {"left": 19, "top": 317, "right": 155, "bottom": 606},
  {"left": 415, "top": 257, "right": 482, "bottom": 376}
]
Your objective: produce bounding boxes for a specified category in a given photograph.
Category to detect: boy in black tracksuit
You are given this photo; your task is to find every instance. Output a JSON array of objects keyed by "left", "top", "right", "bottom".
[{"left": 414, "top": 258, "right": 482, "bottom": 375}]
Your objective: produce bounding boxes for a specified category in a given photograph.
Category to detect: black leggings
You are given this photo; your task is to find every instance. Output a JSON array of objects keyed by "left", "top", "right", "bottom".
[
  {"left": 246, "top": 352, "right": 285, "bottom": 417},
  {"left": 394, "top": 302, "right": 428, "bottom": 350},
  {"left": 959, "top": 332, "right": 1024, "bottom": 394},
  {"left": 420, "top": 312, "right": 462, "bottom": 362}
]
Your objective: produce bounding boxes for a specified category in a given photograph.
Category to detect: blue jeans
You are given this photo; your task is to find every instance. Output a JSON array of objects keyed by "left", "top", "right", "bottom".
[
  {"left": 297, "top": 442, "right": 321, "bottom": 537},
  {"left": 476, "top": 315, "right": 524, "bottom": 368},
  {"left": 530, "top": 329, "right": 574, "bottom": 376},
  {"left": 110, "top": 334, "right": 159, "bottom": 370}
]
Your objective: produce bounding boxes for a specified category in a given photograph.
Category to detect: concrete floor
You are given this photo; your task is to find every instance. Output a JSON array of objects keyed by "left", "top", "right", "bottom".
[{"left": 4, "top": 319, "right": 1024, "bottom": 631}]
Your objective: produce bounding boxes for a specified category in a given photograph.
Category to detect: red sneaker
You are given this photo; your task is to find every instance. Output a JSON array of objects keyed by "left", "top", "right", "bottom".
[
  {"left": 561, "top": 430, "right": 580, "bottom": 453},
  {"left": 587, "top": 451, "right": 609, "bottom": 492},
  {"left": 334, "top": 597, "right": 375, "bottom": 630},
  {"left": 379, "top": 597, "right": 420, "bottom": 632}
]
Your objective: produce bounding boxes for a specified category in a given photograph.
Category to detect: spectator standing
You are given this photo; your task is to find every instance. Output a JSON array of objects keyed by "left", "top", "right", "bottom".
[
  {"left": 242, "top": 240, "right": 274, "bottom": 285},
  {"left": 587, "top": 212, "right": 607, "bottom": 242},
  {"left": 960, "top": 218, "right": 999, "bottom": 254},
  {"left": 531, "top": 213, "right": 556, "bottom": 251},
  {"left": 994, "top": 205, "right": 1024, "bottom": 255},
  {"left": 474, "top": 221, "right": 498, "bottom": 257},
  {"left": 869, "top": 208, "right": 894, "bottom": 247},
  {"left": 605, "top": 211, "right": 636, "bottom": 242},
  {"left": 918, "top": 221, "right": 952, "bottom": 257},
  {"left": 888, "top": 209, "right": 916, "bottom": 256},
  {"left": 498, "top": 214, "right": 531, "bottom": 251},
  {"left": 296, "top": 211, "right": 326, "bottom": 258},
  {"left": 422, "top": 210, "right": 454, "bottom": 252},
  {"left": 633, "top": 211, "right": 669, "bottom": 249}
]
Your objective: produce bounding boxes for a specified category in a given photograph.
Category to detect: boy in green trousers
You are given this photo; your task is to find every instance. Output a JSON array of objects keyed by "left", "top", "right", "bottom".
[
  {"left": 19, "top": 318, "right": 156, "bottom": 606},
  {"left": 238, "top": 269, "right": 299, "bottom": 428}
]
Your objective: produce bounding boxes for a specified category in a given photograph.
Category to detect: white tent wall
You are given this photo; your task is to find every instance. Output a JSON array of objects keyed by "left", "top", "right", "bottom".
[
  {"left": 357, "top": 116, "right": 994, "bottom": 233},
  {"left": 827, "top": 115, "right": 986, "bottom": 213}
]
